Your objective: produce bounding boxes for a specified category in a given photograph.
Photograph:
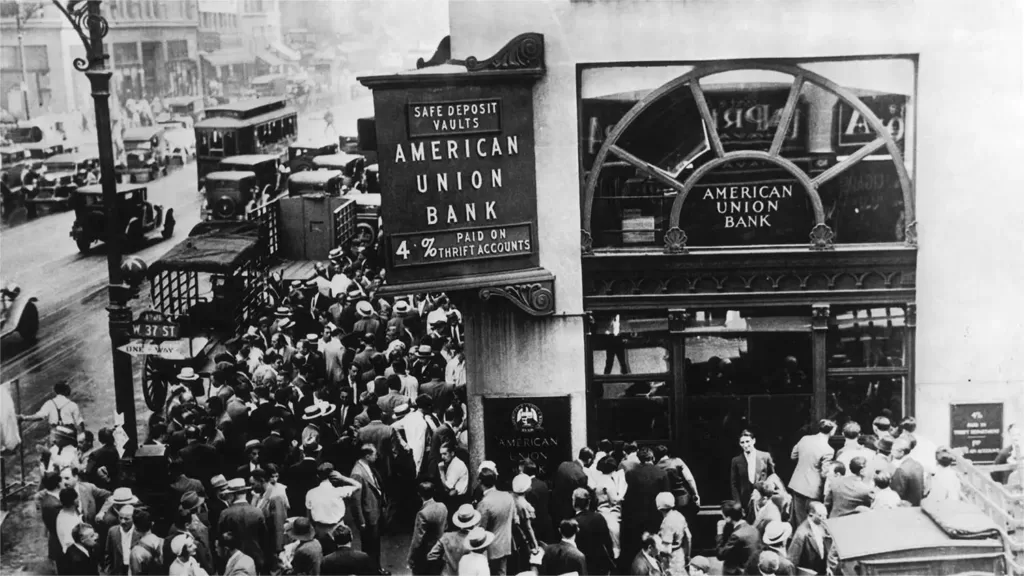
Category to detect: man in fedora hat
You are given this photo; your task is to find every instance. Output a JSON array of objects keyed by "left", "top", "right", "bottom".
[
  {"left": 48, "top": 425, "right": 82, "bottom": 473},
  {"left": 748, "top": 520, "right": 795, "bottom": 575},
  {"left": 207, "top": 475, "right": 229, "bottom": 535},
  {"left": 427, "top": 503, "right": 480, "bottom": 576},
  {"left": 216, "top": 478, "right": 268, "bottom": 572},
  {"left": 287, "top": 517, "right": 324, "bottom": 575},
  {"left": 458, "top": 527, "right": 495, "bottom": 576}
]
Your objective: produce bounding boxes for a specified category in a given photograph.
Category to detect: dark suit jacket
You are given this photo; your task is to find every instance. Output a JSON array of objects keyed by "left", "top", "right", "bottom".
[
  {"left": 103, "top": 525, "right": 142, "bottom": 575},
  {"left": 75, "top": 482, "right": 111, "bottom": 525},
  {"left": 527, "top": 477, "right": 554, "bottom": 544},
  {"left": 788, "top": 520, "right": 832, "bottom": 575},
  {"left": 217, "top": 500, "right": 268, "bottom": 570},
  {"left": 620, "top": 463, "right": 670, "bottom": 564},
  {"left": 717, "top": 521, "right": 760, "bottom": 575},
  {"left": 409, "top": 500, "right": 448, "bottom": 570},
  {"left": 629, "top": 551, "right": 664, "bottom": 576},
  {"left": 62, "top": 544, "right": 98, "bottom": 575},
  {"left": 86, "top": 444, "right": 120, "bottom": 490},
  {"left": 292, "top": 538, "right": 324, "bottom": 576},
  {"left": 540, "top": 541, "right": 588, "bottom": 576},
  {"left": 261, "top": 432, "right": 289, "bottom": 468},
  {"left": 357, "top": 421, "right": 403, "bottom": 478},
  {"left": 321, "top": 547, "right": 376, "bottom": 576},
  {"left": 891, "top": 457, "right": 926, "bottom": 506},
  {"left": 286, "top": 458, "right": 320, "bottom": 517},
  {"left": 826, "top": 476, "right": 873, "bottom": 518},
  {"left": 730, "top": 450, "right": 775, "bottom": 506},
  {"left": 575, "top": 509, "right": 614, "bottom": 575},
  {"left": 551, "top": 460, "right": 589, "bottom": 526}
]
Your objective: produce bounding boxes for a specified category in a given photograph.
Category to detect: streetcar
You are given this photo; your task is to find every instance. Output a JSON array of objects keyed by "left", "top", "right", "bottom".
[{"left": 193, "top": 97, "right": 298, "bottom": 188}]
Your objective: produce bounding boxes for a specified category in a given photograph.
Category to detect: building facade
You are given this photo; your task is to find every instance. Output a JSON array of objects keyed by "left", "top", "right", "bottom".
[{"left": 407, "top": 0, "right": 1024, "bottom": 518}]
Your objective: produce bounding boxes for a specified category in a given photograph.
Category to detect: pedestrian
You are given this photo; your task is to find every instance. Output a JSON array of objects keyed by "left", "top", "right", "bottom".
[
  {"left": 572, "top": 487, "right": 615, "bottom": 576},
  {"left": 18, "top": 381, "right": 85, "bottom": 434},
  {"left": 869, "top": 471, "right": 902, "bottom": 510},
  {"left": 103, "top": 502, "right": 140, "bottom": 575},
  {"left": 427, "top": 503, "right": 480, "bottom": 575},
  {"left": 925, "top": 447, "right": 962, "bottom": 504},
  {"left": 716, "top": 500, "right": 759, "bottom": 575},
  {"left": 787, "top": 501, "right": 832, "bottom": 575},
  {"left": 459, "top": 527, "right": 495, "bottom": 576},
  {"left": 251, "top": 467, "right": 290, "bottom": 560},
  {"left": 890, "top": 436, "right": 926, "bottom": 506},
  {"left": 60, "top": 466, "right": 110, "bottom": 528},
  {"left": 216, "top": 478, "right": 268, "bottom": 573},
  {"left": 825, "top": 456, "right": 873, "bottom": 518},
  {"left": 286, "top": 440, "right": 322, "bottom": 518},
  {"left": 590, "top": 454, "right": 626, "bottom": 559},
  {"left": 56, "top": 487, "right": 84, "bottom": 554},
  {"left": 540, "top": 519, "right": 587, "bottom": 575},
  {"left": 509, "top": 474, "right": 540, "bottom": 573},
  {"left": 49, "top": 425, "right": 82, "bottom": 472},
  {"left": 128, "top": 509, "right": 163, "bottom": 576},
  {"left": 620, "top": 446, "right": 670, "bottom": 571},
  {"left": 168, "top": 533, "right": 208, "bottom": 576},
  {"left": 235, "top": 439, "right": 262, "bottom": 479},
  {"left": 321, "top": 524, "right": 376, "bottom": 576},
  {"left": 552, "top": 447, "right": 593, "bottom": 529},
  {"left": 835, "top": 422, "right": 873, "bottom": 472},
  {"left": 656, "top": 444, "right": 701, "bottom": 516},
  {"left": 730, "top": 430, "right": 775, "bottom": 516},
  {"left": 305, "top": 462, "right": 361, "bottom": 540},
  {"left": 217, "top": 531, "right": 256, "bottom": 576},
  {"left": 350, "top": 443, "right": 389, "bottom": 575},
  {"left": 788, "top": 419, "right": 836, "bottom": 528},
  {"left": 85, "top": 427, "right": 120, "bottom": 489},
  {"left": 408, "top": 481, "right": 448, "bottom": 575},
  {"left": 628, "top": 531, "right": 665, "bottom": 576},
  {"left": 748, "top": 520, "right": 795, "bottom": 575},
  {"left": 756, "top": 551, "right": 781, "bottom": 576},
  {"left": 287, "top": 517, "right": 324, "bottom": 575},
  {"left": 687, "top": 555, "right": 710, "bottom": 576},
  {"left": 656, "top": 491, "right": 690, "bottom": 575},
  {"left": 62, "top": 523, "right": 100, "bottom": 575},
  {"left": 476, "top": 467, "right": 516, "bottom": 575}
]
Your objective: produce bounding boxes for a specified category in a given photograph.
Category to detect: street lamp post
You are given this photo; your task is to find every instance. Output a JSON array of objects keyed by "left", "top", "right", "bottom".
[{"left": 53, "top": 0, "right": 138, "bottom": 454}]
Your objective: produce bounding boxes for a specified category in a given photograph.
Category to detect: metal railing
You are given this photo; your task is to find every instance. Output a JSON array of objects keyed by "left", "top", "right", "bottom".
[
  {"left": 246, "top": 197, "right": 280, "bottom": 259},
  {"left": 333, "top": 197, "right": 356, "bottom": 249},
  {"left": 955, "top": 455, "right": 1024, "bottom": 575}
]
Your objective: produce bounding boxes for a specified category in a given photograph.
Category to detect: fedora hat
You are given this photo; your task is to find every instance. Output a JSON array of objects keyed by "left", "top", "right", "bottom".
[
  {"left": 111, "top": 487, "right": 140, "bottom": 506},
  {"left": 356, "top": 301, "right": 373, "bottom": 318},
  {"left": 762, "top": 520, "right": 793, "bottom": 547},
  {"left": 210, "top": 475, "right": 228, "bottom": 492},
  {"left": 393, "top": 403, "right": 411, "bottom": 418},
  {"left": 180, "top": 490, "right": 205, "bottom": 513},
  {"left": 53, "top": 425, "right": 77, "bottom": 443},
  {"left": 463, "top": 527, "right": 495, "bottom": 552},
  {"left": 452, "top": 504, "right": 481, "bottom": 529},
  {"left": 177, "top": 367, "right": 200, "bottom": 382},
  {"left": 273, "top": 306, "right": 292, "bottom": 318},
  {"left": 222, "top": 477, "right": 250, "bottom": 495},
  {"left": 413, "top": 344, "right": 434, "bottom": 358},
  {"left": 393, "top": 300, "right": 411, "bottom": 315},
  {"left": 287, "top": 517, "right": 316, "bottom": 541}
]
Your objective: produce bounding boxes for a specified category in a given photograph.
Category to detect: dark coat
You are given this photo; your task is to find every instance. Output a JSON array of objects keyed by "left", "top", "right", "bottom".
[
  {"left": 730, "top": 450, "right": 775, "bottom": 506},
  {"left": 409, "top": 500, "right": 448, "bottom": 571},
  {"left": 574, "top": 509, "right": 614, "bottom": 575},
  {"left": 540, "top": 541, "right": 588, "bottom": 576},
  {"left": 788, "top": 520, "right": 832, "bottom": 575},
  {"left": 217, "top": 500, "right": 268, "bottom": 570},
  {"left": 825, "top": 476, "right": 873, "bottom": 518},
  {"left": 891, "top": 457, "right": 926, "bottom": 506},
  {"left": 527, "top": 477, "right": 554, "bottom": 544},
  {"left": 286, "top": 457, "right": 320, "bottom": 517},
  {"left": 179, "top": 441, "right": 221, "bottom": 485},
  {"left": 321, "top": 547, "right": 376, "bottom": 576},
  {"left": 61, "top": 544, "right": 98, "bottom": 575},
  {"left": 717, "top": 521, "right": 760, "bottom": 575},
  {"left": 41, "top": 492, "right": 63, "bottom": 561},
  {"left": 551, "top": 461, "right": 589, "bottom": 527},
  {"left": 86, "top": 444, "right": 120, "bottom": 490},
  {"left": 620, "top": 463, "right": 670, "bottom": 567},
  {"left": 261, "top": 432, "right": 290, "bottom": 468},
  {"left": 291, "top": 538, "right": 324, "bottom": 576}
]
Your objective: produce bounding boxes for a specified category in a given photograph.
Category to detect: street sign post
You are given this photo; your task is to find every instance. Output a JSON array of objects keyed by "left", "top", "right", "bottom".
[
  {"left": 130, "top": 310, "right": 180, "bottom": 340},
  {"left": 117, "top": 338, "right": 191, "bottom": 359}
]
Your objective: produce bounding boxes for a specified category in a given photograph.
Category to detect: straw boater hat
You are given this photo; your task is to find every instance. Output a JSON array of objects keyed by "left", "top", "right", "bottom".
[
  {"left": 512, "top": 474, "right": 531, "bottom": 495},
  {"left": 180, "top": 490, "right": 205, "bottom": 513},
  {"left": 177, "top": 367, "right": 200, "bottom": 382},
  {"left": 302, "top": 403, "right": 336, "bottom": 421},
  {"left": 762, "top": 521, "right": 793, "bottom": 547},
  {"left": 345, "top": 284, "right": 362, "bottom": 299},
  {"left": 356, "top": 301, "right": 373, "bottom": 318},
  {"left": 452, "top": 504, "right": 482, "bottom": 529},
  {"left": 328, "top": 247, "right": 344, "bottom": 261},
  {"left": 277, "top": 318, "right": 294, "bottom": 331},
  {"left": 463, "top": 527, "right": 495, "bottom": 552},
  {"left": 222, "top": 477, "right": 250, "bottom": 495},
  {"left": 273, "top": 306, "right": 292, "bottom": 318},
  {"left": 111, "top": 487, "right": 140, "bottom": 506},
  {"left": 393, "top": 300, "right": 411, "bottom": 316},
  {"left": 413, "top": 344, "right": 434, "bottom": 359},
  {"left": 656, "top": 492, "right": 676, "bottom": 511},
  {"left": 393, "top": 403, "right": 411, "bottom": 418},
  {"left": 305, "top": 334, "right": 319, "bottom": 345}
]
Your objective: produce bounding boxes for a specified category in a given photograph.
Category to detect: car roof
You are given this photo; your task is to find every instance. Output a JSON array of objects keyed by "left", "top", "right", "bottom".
[
  {"left": 44, "top": 152, "right": 95, "bottom": 163},
  {"left": 828, "top": 505, "right": 1003, "bottom": 560},
  {"left": 291, "top": 140, "right": 337, "bottom": 149},
  {"left": 313, "top": 153, "right": 364, "bottom": 166},
  {"left": 123, "top": 127, "right": 164, "bottom": 140},
  {"left": 219, "top": 154, "right": 279, "bottom": 166},
  {"left": 289, "top": 170, "right": 343, "bottom": 184},
  {"left": 349, "top": 192, "right": 381, "bottom": 206},
  {"left": 76, "top": 183, "right": 148, "bottom": 195},
  {"left": 206, "top": 171, "right": 256, "bottom": 182}
]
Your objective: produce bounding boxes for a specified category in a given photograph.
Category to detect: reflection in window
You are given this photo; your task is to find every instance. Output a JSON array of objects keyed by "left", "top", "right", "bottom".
[
  {"left": 819, "top": 160, "right": 905, "bottom": 243},
  {"left": 828, "top": 307, "right": 905, "bottom": 368},
  {"left": 827, "top": 375, "right": 904, "bottom": 435},
  {"left": 684, "top": 332, "right": 811, "bottom": 395},
  {"left": 591, "top": 314, "right": 670, "bottom": 375},
  {"left": 592, "top": 380, "right": 671, "bottom": 441}
]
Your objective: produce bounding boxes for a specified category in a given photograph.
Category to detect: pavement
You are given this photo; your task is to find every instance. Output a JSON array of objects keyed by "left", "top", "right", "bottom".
[{"left": 0, "top": 96, "right": 384, "bottom": 574}]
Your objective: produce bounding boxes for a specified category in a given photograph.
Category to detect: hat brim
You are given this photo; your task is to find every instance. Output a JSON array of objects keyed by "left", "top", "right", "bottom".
[
  {"left": 181, "top": 496, "right": 206, "bottom": 511},
  {"left": 464, "top": 532, "right": 495, "bottom": 551},
  {"left": 302, "top": 410, "right": 324, "bottom": 421},
  {"left": 112, "top": 496, "right": 140, "bottom": 506},
  {"left": 319, "top": 404, "right": 337, "bottom": 418},
  {"left": 453, "top": 512, "right": 482, "bottom": 529},
  {"left": 763, "top": 525, "right": 793, "bottom": 547},
  {"left": 222, "top": 484, "right": 251, "bottom": 495},
  {"left": 177, "top": 374, "right": 200, "bottom": 381}
]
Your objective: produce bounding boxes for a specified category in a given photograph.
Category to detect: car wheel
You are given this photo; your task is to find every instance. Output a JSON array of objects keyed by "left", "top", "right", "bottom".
[
  {"left": 76, "top": 237, "right": 92, "bottom": 253},
  {"left": 16, "top": 302, "right": 39, "bottom": 343}
]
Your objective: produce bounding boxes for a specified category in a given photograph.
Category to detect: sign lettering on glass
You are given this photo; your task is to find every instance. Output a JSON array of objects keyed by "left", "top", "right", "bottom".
[
  {"left": 950, "top": 403, "right": 1004, "bottom": 463},
  {"left": 836, "top": 92, "right": 907, "bottom": 154},
  {"left": 680, "top": 175, "right": 811, "bottom": 246}
]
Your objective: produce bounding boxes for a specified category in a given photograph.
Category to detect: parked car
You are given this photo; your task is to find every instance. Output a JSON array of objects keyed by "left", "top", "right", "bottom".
[
  {"left": 288, "top": 169, "right": 344, "bottom": 197},
  {"left": 312, "top": 152, "right": 366, "bottom": 188},
  {"left": 161, "top": 123, "right": 196, "bottom": 166},
  {"left": 0, "top": 282, "right": 39, "bottom": 342},
  {"left": 288, "top": 139, "right": 339, "bottom": 173},
  {"left": 118, "top": 126, "right": 168, "bottom": 183},
  {"left": 25, "top": 151, "right": 99, "bottom": 216},
  {"left": 201, "top": 171, "right": 261, "bottom": 221},
  {"left": 345, "top": 189, "right": 381, "bottom": 247},
  {"left": 162, "top": 96, "right": 206, "bottom": 122},
  {"left": 71, "top": 183, "right": 174, "bottom": 252}
]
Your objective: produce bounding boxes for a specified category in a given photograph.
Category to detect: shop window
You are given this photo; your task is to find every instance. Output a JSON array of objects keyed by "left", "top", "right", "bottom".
[
  {"left": 828, "top": 306, "right": 906, "bottom": 369},
  {"left": 168, "top": 40, "right": 189, "bottom": 61},
  {"left": 827, "top": 375, "right": 905, "bottom": 436},
  {"left": 579, "top": 59, "right": 915, "bottom": 251},
  {"left": 591, "top": 313, "right": 671, "bottom": 375},
  {"left": 114, "top": 43, "right": 140, "bottom": 65}
]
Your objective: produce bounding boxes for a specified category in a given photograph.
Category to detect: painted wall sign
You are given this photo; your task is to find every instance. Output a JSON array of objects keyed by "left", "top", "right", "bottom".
[
  {"left": 835, "top": 91, "right": 907, "bottom": 154},
  {"left": 371, "top": 80, "right": 539, "bottom": 283},
  {"left": 950, "top": 402, "right": 1004, "bottom": 463},
  {"left": 483, "top": 396, "right": 572, "bottom": 482},
  {"left": 679, "top": 174, "right": 812, "bottom": 246},
  {"left": 407, "top": 98, "right": 502, "bottom": 138}
]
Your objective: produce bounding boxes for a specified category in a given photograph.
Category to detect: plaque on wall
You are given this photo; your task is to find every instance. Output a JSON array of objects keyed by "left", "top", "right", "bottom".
[
  {"left": 950, "top": 402, "right": 1004, "bottom": 463},
  {"left": 482, "top": 396, "right": 572, "bottom": 482}
]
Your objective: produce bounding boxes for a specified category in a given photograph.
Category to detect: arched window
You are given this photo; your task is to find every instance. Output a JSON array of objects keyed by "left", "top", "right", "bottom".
[{"left": 580, "top": 60, "right": 915, "bottom": 253}]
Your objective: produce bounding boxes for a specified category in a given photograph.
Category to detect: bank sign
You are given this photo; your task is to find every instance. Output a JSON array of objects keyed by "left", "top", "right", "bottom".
[{"left": 371, "top": 82, "right": 540, "bottom": 283}]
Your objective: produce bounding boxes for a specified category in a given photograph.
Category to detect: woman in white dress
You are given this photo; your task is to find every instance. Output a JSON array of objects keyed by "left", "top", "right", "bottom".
[
  {"left": 590, "top": 455, "right": 628, "bottom": 559},
  {"left": 926, "top": 447, "right": 962, "bottom": 503}
]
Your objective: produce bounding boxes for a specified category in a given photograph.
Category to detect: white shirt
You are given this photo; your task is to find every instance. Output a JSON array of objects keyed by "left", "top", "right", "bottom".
[
  {"left": 49, "top": 444, "right": 80, "bottom": 472},
  {"left": 305, "top": 479, "right": 357, "bottom": 525},
  {"left": 120, "top": 526, "right": 135, "bottom": 566},
  {"left": 808, "top": 520, "right": 825, "bottom": 555},
  {"left": 329, "top": 274, "right": 353, "bottom": 299},
  {"left": 399, "top": 375, "right": 419, "bottom": 400},
  {"left": 445, "top": 356, "right": 466, "bottom": 388},
  {"left": 837, "top": 441, "right": 874, "bottom": 473},
  {"left": 34, "top": 395, "right": 83, "bottom": 428},
  {"left": 56, "top": 509, "right": 82, "bottom": 552},
  {"left": 441, "top": 456, "right": 469, "bottom": 495},
  {"left": 458, "top": 551, "right": 490, "bottom": 576},
  {"left": 745, "top": 450, "right": 757, "bottom": 484},
  {"left": 393, "top": 411, "right": 429, "bottom": 473}
]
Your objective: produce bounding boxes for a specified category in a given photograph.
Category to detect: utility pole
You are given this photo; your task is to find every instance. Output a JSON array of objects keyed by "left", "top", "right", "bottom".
[{"left": 15, "top": 0, "right": 32, "bottom": 120}]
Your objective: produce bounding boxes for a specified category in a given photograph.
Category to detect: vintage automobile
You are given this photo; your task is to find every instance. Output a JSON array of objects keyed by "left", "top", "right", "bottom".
[
  {"left": 287, "top": 169, "right": 344, "bottom": 197},
  {"left": 158, "top": 119, "right": 196, "bottom": 166},
  {"left": 827, "top": 501, "right": 1010, "bottom": 575},
  {"left": 71, "top": 183, "right": 174, "bottom": 252},
  {"left": 312, "top": 152, "right": 366, "bottom": 187},
  {"left": 0, "top": 117, "right": 68, "bottom": 159},
  {"left": 346, "top": 190, "right": 381, "bottom": 246},
  {"left": 162, "top": 96, "right": 206, "bottom": 122},
  {"left": 215, "top": 154, "right": 284, "bottom": 194},
  {"left": 119, "top": 126, "right": 168, "bottom": 183},
  {"left": 1, "top": 145, "right": 30, "bottom": 216},
  {"left": 251, "top": 74, "right": 289, "bottom": 98},
  {"left": 0, "top": 282, "right": 39, "bottom": 342},
  {"left": 25, "top": 151, "right": 99, "bottom": 216},
  {"left": 201, "top": 171, "right": 261, "bottom": 221},
  {"left": 363, "top": 163, "right": 379, "bottom": 194},
  {"left": 288, "top": 139, "right": 338, "bottom": 173}
]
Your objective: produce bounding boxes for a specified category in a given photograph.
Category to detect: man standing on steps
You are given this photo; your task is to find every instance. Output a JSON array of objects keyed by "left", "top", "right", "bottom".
[{"left": 788, "top": 420, "right": 836, "bottom": 529}]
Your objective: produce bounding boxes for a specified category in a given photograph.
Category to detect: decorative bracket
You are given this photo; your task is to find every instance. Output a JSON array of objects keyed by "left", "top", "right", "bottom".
[
  {"left": 809, "top": 223, "right": 835, "bottom": 251},
  {"left": 811, "top": 303, "right": 830, "bottom": 330},
  {"left": 904, "top": 220, "right": 918, "bottom": 248},
  {"left": 52, "top": 0, "right": 109, "bottom": 72},
  {"left": 465, "top": 33, "right": 544, "bottom": 73},
  {"left": 664, "top": 227, "right": 688, "bottom": 254},
  {"left": 479, "top": 280, "right": 555, "bottom": 317},
  {"left": 417, "top": 36, "right": 452, "bottom": 70},
  {"left": 581, "top": 229, "right": 594, "bottom": 256}
]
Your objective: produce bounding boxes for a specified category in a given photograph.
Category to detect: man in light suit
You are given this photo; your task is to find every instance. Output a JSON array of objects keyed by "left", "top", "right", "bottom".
[
  {"left": 788, "top": 501, "right": 834, "bottom": 575},
  {"left": 351, "top": 443, "right": 388, "bottom": 575},
  {"left": 104, "top": 504, "right": 142, "bottom": 575},
  {"left": 218, "top": 531, "right": 257, "bottom": 576},
  {"left": 408, "top": 482, "right": 448, "bottom": 574},
  {"left": 475, "top": 467, "right": 516, "bottom": 575},
  {"left": 890, "top": 435, "right": 926, "bottom": 506},
  {"left": 730, "top": 429, "right": 776, "bottom": 513},
  {"left": 60, "top": 466, "right": 111, "bottom": 526},
  {"left": 788, "top": 419, "right": 836, "bottom": 529}
]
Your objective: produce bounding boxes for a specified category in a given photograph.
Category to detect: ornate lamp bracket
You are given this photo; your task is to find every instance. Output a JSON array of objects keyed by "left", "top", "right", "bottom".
[
  {"left": 479, "top": 280, "right": 555, "bottom": 317},
  {"left": 53, "top": 0, "right": 110, "bottom": 72}
]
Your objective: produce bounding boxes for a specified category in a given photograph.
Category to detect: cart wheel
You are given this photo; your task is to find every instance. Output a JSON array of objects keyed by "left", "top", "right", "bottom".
[
  {"left": 143, "top": 356, "right": 168, "bottom": 411},
  {"left": 76, "top": 237, "right": 92, "bottom": 254},
  {"left": 16, "top": 302, "right": 39, "bottom": 343}
]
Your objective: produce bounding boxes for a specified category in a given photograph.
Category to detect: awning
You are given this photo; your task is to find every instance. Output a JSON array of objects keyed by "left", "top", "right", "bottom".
[
  {"left": 270, "top": 41, "right": 301, "bottom": 62},
  {"left": 200, "top": 48, "right": 254, "bottom": 67},
  {"left": 256, "top": 50, "right": 286, "bottom": 67}
]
